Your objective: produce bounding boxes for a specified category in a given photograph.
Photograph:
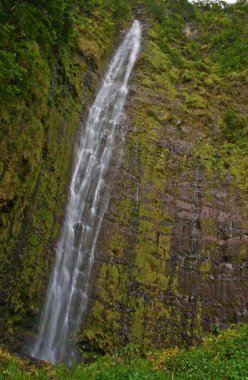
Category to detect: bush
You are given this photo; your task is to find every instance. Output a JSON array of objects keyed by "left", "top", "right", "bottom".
[{"left": 224, "top": 110, "right": 247, "bottom": 144}]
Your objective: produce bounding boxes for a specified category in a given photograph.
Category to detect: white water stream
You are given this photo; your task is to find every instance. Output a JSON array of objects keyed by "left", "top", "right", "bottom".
[{"left": 31, "top": 20, "right": 142, "bottom": 365}]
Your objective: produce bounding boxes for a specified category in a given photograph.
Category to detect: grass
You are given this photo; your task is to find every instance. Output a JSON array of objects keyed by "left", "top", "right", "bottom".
[{"left": 1, "top": 323, "right": 248, "bottom": 379}]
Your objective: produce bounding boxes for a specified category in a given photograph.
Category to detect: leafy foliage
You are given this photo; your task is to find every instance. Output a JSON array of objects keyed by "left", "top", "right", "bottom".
[
  {"left": 224, "top": 109, "right": 247, "bottom": 143},
  {"left": 194, "top": 0, "right": 248, "bottom": 73},
  {"left": 147, "top": 323, "right": 248, "bottom": 379},
  {"left": 1, "top": 324, "right": 248, "bottom": 379}
]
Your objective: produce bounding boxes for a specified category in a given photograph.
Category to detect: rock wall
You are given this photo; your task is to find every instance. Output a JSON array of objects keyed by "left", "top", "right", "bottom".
[
  {"left": 1, "top": 0, "right": 248, "bottom": 356},
  {"left": 0, "top": 5, "right": 131, "bottom": 348},
  {"left": 82, "top": 8, "right": 248, "bottom": 353}
]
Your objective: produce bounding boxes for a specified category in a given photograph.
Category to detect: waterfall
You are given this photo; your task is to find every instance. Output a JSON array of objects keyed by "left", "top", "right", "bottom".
[{"left": 31, "top": 20, "right": 142, "bottom": 365}]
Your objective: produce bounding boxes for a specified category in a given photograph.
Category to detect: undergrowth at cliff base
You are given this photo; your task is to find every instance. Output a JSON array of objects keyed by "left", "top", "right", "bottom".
[{"left": 1, "top": 323, "right": 248, "bottom": 379}]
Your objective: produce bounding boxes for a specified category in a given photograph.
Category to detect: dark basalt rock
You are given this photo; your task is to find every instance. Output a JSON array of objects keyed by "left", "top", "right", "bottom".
[{"left": 81, "top": 12, "right": 248, "bottom": 353}]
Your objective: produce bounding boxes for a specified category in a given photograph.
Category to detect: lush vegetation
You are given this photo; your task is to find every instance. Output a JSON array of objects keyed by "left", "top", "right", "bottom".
[
  {"left": 0, "top": 0, "right": 132, "bottom": 342},
  {"left": 1, "top": 323, "right": 248, "bottom": 379},
  {"left": 82, "top": 0, "right": 248, "bottom": 354},
  {"left": 143, "top": 0, "right": 248, "bottom": 190},
  {"left": 0, "top": 0, "right": 133, "bottom": 104},
  {"left": 0, "top": 0, "right": 248, "bottom": 369}
]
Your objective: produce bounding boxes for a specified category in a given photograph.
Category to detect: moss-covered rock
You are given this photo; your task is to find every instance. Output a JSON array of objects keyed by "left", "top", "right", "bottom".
[
  {"left": 82, "top": 1, "right": 248, "bottom": 354},
  {"left": 0, "top": 1, "right": 132, "bottom": 348},
  {"left": 1, "top": 0, "right": 248, "bottom": 358}
]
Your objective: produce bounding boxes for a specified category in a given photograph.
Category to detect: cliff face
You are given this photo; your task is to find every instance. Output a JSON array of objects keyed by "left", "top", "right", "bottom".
[
  {"left": 82, "top": 3, "right": 248, "bottom": 352},
  {"left": 0, "top": 0, "right": 248, "bottom": 355},
  {"left": 0, "top": 1, "right": 132, "bottom": 346}
]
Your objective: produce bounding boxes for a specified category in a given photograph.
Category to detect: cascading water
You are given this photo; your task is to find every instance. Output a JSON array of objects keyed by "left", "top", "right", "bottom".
[{"left": 31, "top": 20, "right": 142, "bottom": 365}]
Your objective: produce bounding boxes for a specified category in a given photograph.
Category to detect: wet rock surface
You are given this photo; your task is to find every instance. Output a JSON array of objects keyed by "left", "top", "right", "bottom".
[{"left": 82, "top": 18, "right": 248, "bottom": 353}]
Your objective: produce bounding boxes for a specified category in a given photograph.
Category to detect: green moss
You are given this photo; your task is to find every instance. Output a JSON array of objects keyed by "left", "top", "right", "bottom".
[
  {"left": 0, "top": 1, "right": 133, "bottom": 343},
  {"left": 83, "top": 0, "right": 248, "bottom": 354},
  {"left": 1, "top": 0, "right": 248, "bottom": 359},
  {"left": 199, "top": 261, "right": 212, "bottom": 274}
]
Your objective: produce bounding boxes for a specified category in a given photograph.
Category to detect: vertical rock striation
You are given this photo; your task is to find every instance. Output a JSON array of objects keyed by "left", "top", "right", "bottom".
[
  {"left": 82, "top": 9, "right": 248, "bottom": 353},
  {"left": 31, "top": 20, "right": 142, "bottom": 364}
]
